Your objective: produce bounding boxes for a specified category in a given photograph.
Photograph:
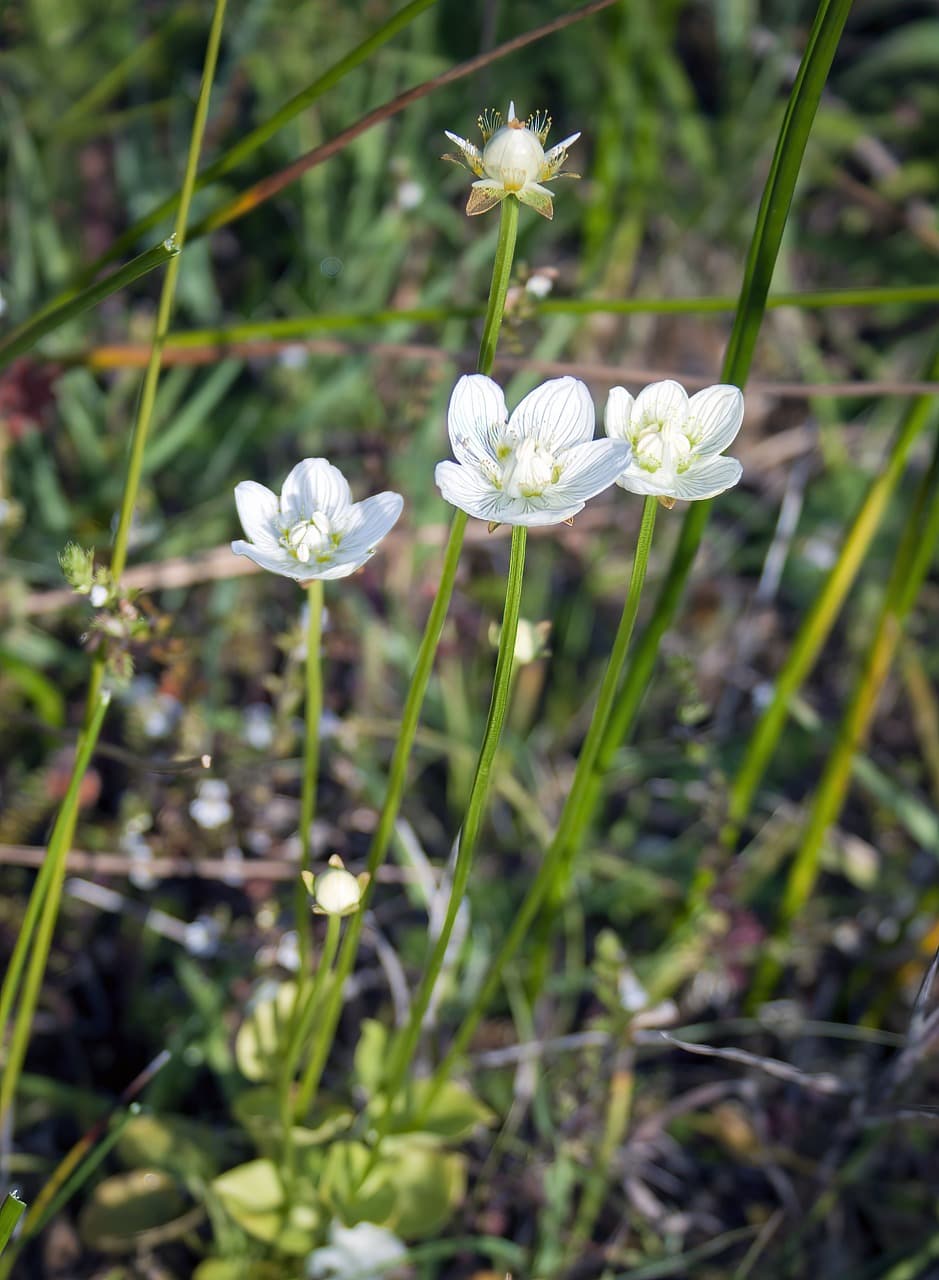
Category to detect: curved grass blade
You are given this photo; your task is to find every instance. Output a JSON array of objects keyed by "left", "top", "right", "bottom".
[
  {"left": 0, "top": 238, "right": 179, "bottom": 372},
  {"left": 581, "top": 0, "right": 856, "bottom": 831}
]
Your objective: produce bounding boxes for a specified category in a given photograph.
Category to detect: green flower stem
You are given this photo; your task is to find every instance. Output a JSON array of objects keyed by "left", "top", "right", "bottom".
[
  {"left": 0, "top": 0, "right": 228, "bottom": 1127},
  {"left": 749, "top": 428, "right": 939, "bottom": 1004},
  {"left": 0, "top": 690, "right": 111, "bottom": 1124},
  {"left": 418, "top": 498, "right": 658, "bottom": 1109},
  {"left": 293, "top": 914, "right": 343, "bottom": 1120},
  {"left": 296, "top": 579, "right": 324, "bottom": 975},
  {"left": 533, "top": 0, "right": 854, "bottom": 879},
  {"left": 376, "top": 524, "right": 528, "bottom": 1133},
  {"left": 0, "top": 238, "right": 179, "bottom": 371},
  {"left": 281, "top": 196, "right": 519, "bottom": 1119}
]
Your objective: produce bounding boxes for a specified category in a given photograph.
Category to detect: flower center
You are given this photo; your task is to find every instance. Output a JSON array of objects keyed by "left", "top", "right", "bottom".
[
  {"left": 482, "top": 126, "right": 545, "bottom": 190},
  {"left": 281, "top": 510, "right": 342, "bottom": 564},
  {"left": 631, "top": 411, "right": 696, "bottom": 475},
  {"left": 501, "top": 438, "right": 560, "bottom": 499}
]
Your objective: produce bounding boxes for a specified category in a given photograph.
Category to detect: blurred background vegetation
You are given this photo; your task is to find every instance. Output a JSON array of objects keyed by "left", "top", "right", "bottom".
[{"left": 3, "top": 0, "right": 939, "bottom": 1275}]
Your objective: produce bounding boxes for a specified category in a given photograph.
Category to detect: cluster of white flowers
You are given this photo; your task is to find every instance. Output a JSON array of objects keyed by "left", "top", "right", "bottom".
[{"left": 231, "top": 377, "right": 743, "bottom": 566}]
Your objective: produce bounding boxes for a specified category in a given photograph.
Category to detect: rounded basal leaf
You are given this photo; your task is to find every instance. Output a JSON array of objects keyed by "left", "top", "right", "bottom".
[
  {"left": 79, "top": 1169, "right": 198, "bottom": 1253},
  {"left": 193, "top": 1262, "right": 284, "bottom": 1280},
  {"left": 320, "top": 1141, "right": 399, "bottom": 1228},
  {"left": 116, "top": 1112, "right": 225, "bottom": 1181},
  {"left": 211, "top": 1158, "right": 320, "bottom": 1255},
  {"left": 403, "top": 1079, "right": 495, "bottom": 1141},
  {"left": 235, "top": 982, "right": 299, "bottom": 1083},
  {"left": 381, "top": 1139, "right": 467, "bottom": 1240}
]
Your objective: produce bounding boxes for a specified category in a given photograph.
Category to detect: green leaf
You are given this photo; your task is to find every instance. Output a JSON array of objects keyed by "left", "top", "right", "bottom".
[
  {"left": 116, "top": 1112, "right": 227, "bottom": 1181},
  {"left": 387, "top": 1079, "right": 494, "bottom": 1141},
  {"left": 235, "top": 983, "right": 298, "bottom": 1084},
  {"left": 353, "top": 1019, "right": 389, "bottom": 1096},
  {"left": 78, "top": 1169, "right": 195, "bottom": 1254},
  {"left": 211, "top": 1159, "right": 319, "bottom": 1255}
]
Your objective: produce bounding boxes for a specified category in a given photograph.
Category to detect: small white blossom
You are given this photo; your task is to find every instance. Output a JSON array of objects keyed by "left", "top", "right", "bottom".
[
  {"left": 307, "top": 1221, "right": 406, "bottom": 1280},
  {"left": 301, "top": 855, "right": 369, "bottom": 918},
  {"left": 190, "top": 779, "right": 233, "bottom": 831},
  {"left": 444, "top": 101, "right": 579, "bottom": 219},
  {"left": 605, "top": 380, "right": 744, "bottom": 504},
  {"left": 436, "top": 374, "right": 630, "bottom": 527},
  {"left": 525, "top": 271, "right": 555, "bottom": 298},
  {"left": 231, "top": 458, "right": 403, "bottom": 582}
]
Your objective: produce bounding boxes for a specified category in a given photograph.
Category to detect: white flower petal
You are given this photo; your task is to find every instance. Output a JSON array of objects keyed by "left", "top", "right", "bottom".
[
  {"left": 632, "top": 379, "right": 689, "bottom": 430},
  {"left": 435, "top": 460, "right": 508, "bottom": 522},
  {"left": 231, "top": 539, "right": 309, "bottom": 579},
  {"left": 281, "top": 458, "right": 352, "bottom": 522},
  {"left": 604, "top": 387, "right": 635, "bottom": 443},
  {"left": 340, "top": 491, "right": 404, "bottom": 559},
  {"left": 509, "top": 376, "right": 594, "bottom": 450},
  {"left": 614, "top": 465, "right": 679, "bottom": 498},
  {"left": 553, "top": 439, "right": 632, "bottom": 504},
  {"left": 507, "top": 499, "right": 586, "bottom": 526},
  {"left": 687, "top": 384, "right": 744, "bottom": 455},
  {"left": 447, "top": 374, "right": 508, "bottom": 464},
  {"left": 234, "top": 481, "right": 281, "bottom": 547},
  {"left": 671, "top": 455, "right": 743, "bottom": 500}
]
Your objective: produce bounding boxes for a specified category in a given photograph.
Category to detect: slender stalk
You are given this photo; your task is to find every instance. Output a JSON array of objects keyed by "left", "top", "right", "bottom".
[
  {"left": 108, "top": 0, "right": 228, "bottom": 582},
  {"left": 749, "top": 428, "right": 939, "bottom": 1003},
  {"left": 420, "top": 498, "right": 658, "bottom": 1105},
  {"left": 297, "top": 579, "right": 324, "bottom": 974},
  {"left": 0, "top": 0, "right": 228, "bottom": 1124},
  {"left": 569, "top": 1055, "right": 634, "bottom": 1253},
  {"left": 292, "top": 914, "right": 342, "bottom": 1119},
  {"left": 377, "top": 524, "right": 528, "bottom": 1130},
  {"left": 284, "top": 196, "right": 520, "bottom": 1117},
  {"left": 0, "top": 239, "right": 179, "bottom": 371},
  {"left": 0, "top": 690, "right": 111, "bottom": 1123},
  {"left": 550, "top": 0, "right": 855, "bottom": 863}
]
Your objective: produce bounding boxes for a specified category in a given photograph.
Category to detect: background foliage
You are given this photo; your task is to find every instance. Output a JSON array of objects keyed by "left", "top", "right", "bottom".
[{"left": 3, "top": 0, "right": 939, "bottom": 1276}]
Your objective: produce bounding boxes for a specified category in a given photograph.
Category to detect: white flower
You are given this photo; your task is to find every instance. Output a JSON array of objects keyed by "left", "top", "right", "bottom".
[
  {"left": 301, "top": 855, "right": 369, "bottom": 918},
  {"left": 435, "top": 375, "right": 630, "bottom": 527},
  {"left": 444, "top": 101, "right": 579, "bottom": 219},
  {"left": 307, "top": 1221, "right": 406, "bottom": 1280},
  {"left": 190, "top": 779, "right": 233, "bottom": 831},
  {"left": 231, "top": 458, "right": 403, "bottom": 582},
  {"left": 605, "top": 380, "right": 744, "bottom": 503}
]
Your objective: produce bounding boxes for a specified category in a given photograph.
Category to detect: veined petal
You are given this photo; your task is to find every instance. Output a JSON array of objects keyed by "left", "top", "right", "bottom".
[
  {"left": 687, "top": 384, "right": 744, "bottom": 455},
  {"left": 340, "top": 491, "right": 404, "bottom": 559},
  {"left": 447, "top": 374, "right": 508, "bottom": 464},
  {"left": 541, "top": 132, "right": 580, "bottom": 177},
  {"left": 614, "top": 464, "right": 680, "bottom": 498},
  {"left": 516, "top": 182, "right": 553, "bottom": 219},
  {"left": 234, "top": 481, "right": 281, "bottom": 547},
  {"left": 552, "top": 439, "right": 632, "bottom": 503},
  {"left": 443, "top": 131, "right": 484, "bottom": 176},
  {"left": 466, "top": 180, "right": 506, "bottom": 216},
  {"left": 604, "top": 387, "right": 635, "bottom": 443},
  {"left": 231, "top": 539, "right": 309, "bottom": 580},
  {"left": 281, "top": 458, "right": 352, "bottom": 522},
  {"left": 671, "top": 455, "right": 743, "bottom": 501},
  {"left": 632, "top": 379, "right": 689, "bottom": 430},
  {"left": 510, "top": 376, "right": 594, "bottom": 450},
  {"left": 504, "top": 499, "right": 587, "bottom": 527},
  {"left": 435, "top": 460, "right": 508, "bottom": 522}
]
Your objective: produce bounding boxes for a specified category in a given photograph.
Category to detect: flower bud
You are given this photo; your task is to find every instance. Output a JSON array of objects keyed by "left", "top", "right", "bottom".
[{"left": 301, "top": 855, "right": 369, "bottom": 917}]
